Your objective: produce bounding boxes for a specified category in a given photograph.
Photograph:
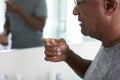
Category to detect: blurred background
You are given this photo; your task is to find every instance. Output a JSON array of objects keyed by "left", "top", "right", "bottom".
[
  {"left": 0, "top": 0, "right": 101, "bottom": 80},
  {"left": 0, "top": 0, "right": 98, "bottom": 50}
]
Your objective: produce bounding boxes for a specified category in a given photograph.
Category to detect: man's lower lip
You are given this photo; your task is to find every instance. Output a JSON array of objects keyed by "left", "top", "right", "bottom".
[{"left": 80, "top": 23, "right": 83, "bottom": 27}]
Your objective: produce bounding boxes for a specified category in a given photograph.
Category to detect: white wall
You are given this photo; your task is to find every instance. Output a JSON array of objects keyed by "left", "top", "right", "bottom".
[
  {"left": 0, "top": 0, "right": 6, "bottom": 33},
  {"left": 66, "top": 0, "right": 83, "bottom": 44},
  {"left": 0, "top": 41, "right": 101, "bottom": 80}
]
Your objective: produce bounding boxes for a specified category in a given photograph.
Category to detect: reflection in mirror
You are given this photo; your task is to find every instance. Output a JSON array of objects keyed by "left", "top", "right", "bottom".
[{"left": 0, "top": 0, "right": 47, "bottom": 50}]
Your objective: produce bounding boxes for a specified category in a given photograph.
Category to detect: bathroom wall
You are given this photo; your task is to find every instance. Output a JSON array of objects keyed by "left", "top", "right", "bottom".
[{"left": 0, "top": 41, "right": 101, "bottom": 80}]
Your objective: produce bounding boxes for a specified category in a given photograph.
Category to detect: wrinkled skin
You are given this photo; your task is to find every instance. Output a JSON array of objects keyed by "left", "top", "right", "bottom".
[
  {"left": 43, "top": 38, "right": 70, "bottom": 62},
  {"left": 5, "top": 0, "right": 19, "bottom": 12}
]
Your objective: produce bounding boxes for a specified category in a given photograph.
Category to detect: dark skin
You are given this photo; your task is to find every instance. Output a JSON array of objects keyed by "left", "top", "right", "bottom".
[
  {"left": 43, "top": 0, "right": 120, "bottom": 78},
  {"left": 43, "top": 38, "right": 92, "bottom": 78}
]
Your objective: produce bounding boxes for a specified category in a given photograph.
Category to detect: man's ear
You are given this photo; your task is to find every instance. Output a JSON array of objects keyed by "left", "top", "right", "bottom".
[{"left": 104, "top": 0, "right": 118, "bottom": 15}]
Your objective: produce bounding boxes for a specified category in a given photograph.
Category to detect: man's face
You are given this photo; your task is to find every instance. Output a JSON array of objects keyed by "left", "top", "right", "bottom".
[{"left": 73, "top": 0, "right": 107, "bottom": 39}]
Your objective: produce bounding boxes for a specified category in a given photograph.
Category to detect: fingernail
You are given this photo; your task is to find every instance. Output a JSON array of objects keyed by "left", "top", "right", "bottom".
[
  {"left": 57, "top": 52, "right": 61, "bottom": 55},
  {"left": 57, "top": 48, "right": 60, "bottom": 52}
]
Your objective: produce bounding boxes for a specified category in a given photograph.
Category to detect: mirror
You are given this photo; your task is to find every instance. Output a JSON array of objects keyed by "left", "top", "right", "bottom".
[{"left": 0, "top": 0, "right": 95, "bottom": 51}]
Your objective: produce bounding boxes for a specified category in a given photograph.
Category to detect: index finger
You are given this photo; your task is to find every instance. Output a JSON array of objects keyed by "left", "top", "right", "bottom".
[{"left": 43, "top": 38, "right": 57, "bottom": 46}]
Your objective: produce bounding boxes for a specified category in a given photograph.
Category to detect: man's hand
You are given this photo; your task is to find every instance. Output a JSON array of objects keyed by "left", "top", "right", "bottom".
[
  {"left": 5, "top": 0, "right": 19, "bottom": 12},
  {"left": 0, "top": 34, "right": 8, "bottom": 46},
  {"left": 43, "top": 38, "right": 70, "bottom": 62}
]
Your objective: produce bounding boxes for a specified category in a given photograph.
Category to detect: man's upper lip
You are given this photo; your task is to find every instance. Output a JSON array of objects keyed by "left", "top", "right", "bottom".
[{"left": 79, "top": 20, "right": 82, "bottom": 23}]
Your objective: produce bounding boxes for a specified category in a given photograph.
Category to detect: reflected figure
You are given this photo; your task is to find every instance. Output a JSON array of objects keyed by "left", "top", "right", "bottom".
[{"left": 0, "top": 0, "right": 47, "bottom": 49}]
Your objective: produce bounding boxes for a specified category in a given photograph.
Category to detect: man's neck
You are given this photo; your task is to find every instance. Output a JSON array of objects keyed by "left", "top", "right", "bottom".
[{"left": 102, "top": 33, "right": 120, "bottom": 48}]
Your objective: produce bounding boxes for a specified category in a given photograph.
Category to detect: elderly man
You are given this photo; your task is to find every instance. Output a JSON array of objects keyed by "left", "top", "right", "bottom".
[{"left": 43, "top": 0, "right": 120, "bottom": 80}]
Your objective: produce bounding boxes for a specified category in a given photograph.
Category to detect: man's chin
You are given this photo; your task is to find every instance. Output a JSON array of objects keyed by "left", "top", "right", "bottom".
[{"left": 81, "top": 30, "right": 88, "bottom": 36}]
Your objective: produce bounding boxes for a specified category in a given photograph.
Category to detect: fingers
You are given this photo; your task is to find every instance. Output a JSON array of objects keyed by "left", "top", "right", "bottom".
[
  {"left": 0, "top": 34, "right": 8, "bottom": 45},
  {"left": 5, "top": 0, "right": 18, "bottom": 12},
  {"left": 44, "top": 47, "right": 61, "bottom": 57},
  {"left": 44, "top": 50, "right": 58, "bottom": 57},
  {"left": 5, "top": 0, "right": 12, "bottom": 4},
  {"left": 44, "top": 54, "right": 66, "bottom": 62},
  {"left": 43, "top": 38, "right": 57, "bottom": 46},
  {"left": 45, "top": 56, "right": 58, "bottom": 62},
  {"left": 43, "top": 38, "right": 62, "bottom": 54},
  {"left": 43, "top": 38, "right": 66, "bottom": 47},
  {"left": 44, "top": 56, "right": 62, "bottom": 62},
  {"left": 43, "top": 38, "right": 64, "bottom": 62},
  {"left": 44, "top": 49, "right": 61, "bottom": 62}
]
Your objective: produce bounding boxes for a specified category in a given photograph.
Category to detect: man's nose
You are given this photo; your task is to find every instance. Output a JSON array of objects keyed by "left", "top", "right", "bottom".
[{"left": 73, "top": 7, "right": 79, "bottom": 15}]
